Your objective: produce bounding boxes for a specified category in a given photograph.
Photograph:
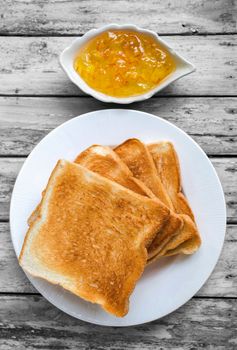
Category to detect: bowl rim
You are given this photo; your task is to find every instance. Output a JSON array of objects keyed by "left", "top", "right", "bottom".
[{"left": 60, "top": 23, "right": 196, "bottom": 104}]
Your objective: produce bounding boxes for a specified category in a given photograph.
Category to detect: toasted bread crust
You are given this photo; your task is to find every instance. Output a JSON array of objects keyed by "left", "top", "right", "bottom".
[
  {"left": 76, "top": 145, "right": 181, "bottom": 258},
  {"left": 148, "top": 142, "right": 201, "bottom": 258},
  {"left": 147, "top": 213, "right": 183, "bottom": 260},
  {"left": 26, "top": 140, "right": 201, "bottom": 275},
  {"left": 115, "top": 139, "right": 174, "bottom": 209},
  {"left": 114, "top": 139, "right": 191, "bottom": 259},
  {"left": 28, "top": 145, "right": 156, "bottom": 226},
  {"left": 75, "top": 145, "right": 155, "bottom": 198},
  {"left": 20, "top": 160, "right": 169, "bottom": 317},
  {"left": 173, "top": 192, "right": 195, "bottom": 222},
  {"left": 148, "top": 142, "right": 194, "bottom": 220},
  {"left": 149, "top": 215, "right": 201, "bottom": 262}
]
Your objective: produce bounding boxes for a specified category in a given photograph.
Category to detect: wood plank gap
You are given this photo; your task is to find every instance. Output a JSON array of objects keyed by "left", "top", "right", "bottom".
[
  {"left": 2, "top": 220, "right": 236, "bottom": 225},
  {"left": 0, "top": 292, "right": 236, "bottom": 300},
  {"left": 1, "top": 155, "right": 237, "bottom": 159},
  {"left": 0, "top": 32, "right": 236, "bottom": 38},
  {"left": 0, "top": 155, "right": 27, "bottom": 159},
  {"left": 0, "top": 292, "right": 40, "bottom": 296},
  {"left": 1, "top": 219, "right": 236, "bottom": 225},
  {"left": 0, "top": 94, "right": 236, "bottom": 98},
  {"left": 194, "top": 296, "right": 237, "bottom": 300},
  {"left": 208, "top": 155, "right": 237, "bottom": 158}
]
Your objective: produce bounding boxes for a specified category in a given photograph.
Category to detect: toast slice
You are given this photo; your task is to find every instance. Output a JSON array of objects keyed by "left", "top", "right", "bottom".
[
  {"left": 20, "top": 160, "right": 169, "bottom": 317},
  {"left": 27, "top": 145, "right": 155, "bottom": 226},
  {"left": 148, "top": 142, "right": 195, "bottom": 221},
  {"left": 148, "top": 142, "right": 201, "bottom": 258},
  {"left": 28, "top": 145, "right": 179, "bottom": 260},
  {"left": 115, "top": 139, "right": 174, "bottom": 209},
  {"left": 76, "top": 145, "right": 183, "bottom": 259},
  {"left": 75, "top": 145, "right": 155, "bottom": 198},
  {"left": 147, "top": 212, "right": 183, "bottom": 260},
  {"left": 114, "top": 139, "right": 183, "bottom": 257},
  {"left": 149, "top": 215, "right": 201, "bottom": 262},
  {"left": 115, "top": 139, "right": 201, "bottom": 260}
]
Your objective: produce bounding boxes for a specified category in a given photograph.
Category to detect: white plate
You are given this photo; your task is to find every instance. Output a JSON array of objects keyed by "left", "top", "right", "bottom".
[{"left": 10, "top": 109, "right": 226, "bottom": 327}]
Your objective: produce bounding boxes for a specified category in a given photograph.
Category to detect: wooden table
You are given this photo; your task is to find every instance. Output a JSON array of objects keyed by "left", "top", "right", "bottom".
[{"left": 0, "top": 1, "right": 236, "bottom": 348}]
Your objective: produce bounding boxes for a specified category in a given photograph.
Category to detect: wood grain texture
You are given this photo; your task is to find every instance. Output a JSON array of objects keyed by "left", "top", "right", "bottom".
[
  {"left": 0, "top": 223, "right": 35, "bottom": 293},
  {"left": 0, "top": 35, "right": 236, "bottom": 96},
  {"left": 0, "top": 222, "right": 236, "bottom": 296},
  {"left": 0, "top": 0, "right": 236, "bottom": 345},
  {"left": 1, "top": 157, "right": 236, "bottom": 222},
  {"left": 0, "top": 295, "right": 236, "bottom": 349},
  {"left": 0, "top": 97, "right": 236, "bottom": 156},
  {"left": 1, "top": 0, "right": 236, "bottom": 35}
]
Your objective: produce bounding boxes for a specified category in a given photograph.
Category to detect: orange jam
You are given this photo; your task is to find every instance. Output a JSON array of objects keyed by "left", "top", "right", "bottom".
[{"left": 73, "top": 30, "right": 176, "bottom": 98}]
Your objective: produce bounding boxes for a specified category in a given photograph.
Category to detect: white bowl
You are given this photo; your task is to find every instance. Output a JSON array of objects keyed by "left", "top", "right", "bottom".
[{"left": 60, "top": 24, "right": 195, "bottom": 104}]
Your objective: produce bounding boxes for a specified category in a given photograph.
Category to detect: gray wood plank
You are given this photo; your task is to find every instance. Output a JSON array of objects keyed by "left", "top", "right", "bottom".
[
  {"left": 0, "top": 295, "right": 236, "bottom": 349},
  {"left": 0, "top": 35, "right": 236, "bottom": 96},
  {"left": 0, "top": 97, "right": 236, "bottom": 156},
  {"left": 0, "top": 223, "right": 35, "bottom": 293},
  {"left": 0, "top": 0, "right": 236, "bottom": 35},
  {"left": 0, "top": 157, "right": 236, "bottom": 222},
  {"left": 0, "top": 222, "right": 236, "bottom": 297}
]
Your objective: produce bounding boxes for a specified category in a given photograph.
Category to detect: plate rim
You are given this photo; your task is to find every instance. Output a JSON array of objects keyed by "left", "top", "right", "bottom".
[{"left": 10, "top": 109, "right": 226, "bottom": 326}]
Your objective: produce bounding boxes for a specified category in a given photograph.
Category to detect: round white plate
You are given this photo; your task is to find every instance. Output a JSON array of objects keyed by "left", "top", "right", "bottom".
[{"left": 10, "top": 109, "right": 226, "bottom": 327}]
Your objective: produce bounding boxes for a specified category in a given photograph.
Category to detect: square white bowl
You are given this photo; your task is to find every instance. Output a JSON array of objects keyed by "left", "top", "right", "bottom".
[{"left": 60, "top": 24, "right": 195, "bottom": 103}]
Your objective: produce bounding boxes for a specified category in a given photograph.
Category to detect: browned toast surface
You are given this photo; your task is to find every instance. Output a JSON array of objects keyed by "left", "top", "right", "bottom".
[
  {"left": 115, "top": 139, "right": 174, "bottom": 208},
  {"left": 27, "top": 140, "right": 201, "bottom": 274},
  {"left": 20, "top": 160, "right": 169, "bottom": 317},
  {"left": 147, "top": 213, "right": 183, "bottom": 260},
  {"left": 152, "top": 215, "right": 201, "bottom": 259},
  {"left": 28, "top": 145, "right": 155, "bottom": 226},
  {"left": 148, "top": 142, "right": 201, "bottom": 258},
  {"left": 75, "top": 145, "right": 155, "bottom": 198},
  {"left": 148, "top": 142, "right": 195, "bottom": 221},
  {"left": 76, "top": 144, "right": 182, "bottom": 259},
  {"left": 114, "top": 139, "right": 186, "bottom": 259}
]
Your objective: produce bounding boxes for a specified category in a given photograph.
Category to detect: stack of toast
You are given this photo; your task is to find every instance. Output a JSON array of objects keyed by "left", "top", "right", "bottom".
[{"left": 19, "top": 138, "right": 201, "bottom": 317}]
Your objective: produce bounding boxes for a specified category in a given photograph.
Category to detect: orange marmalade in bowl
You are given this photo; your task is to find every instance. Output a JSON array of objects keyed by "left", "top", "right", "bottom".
[{"left": 73, "top": 30, "right": 176, "bottom": 98}]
